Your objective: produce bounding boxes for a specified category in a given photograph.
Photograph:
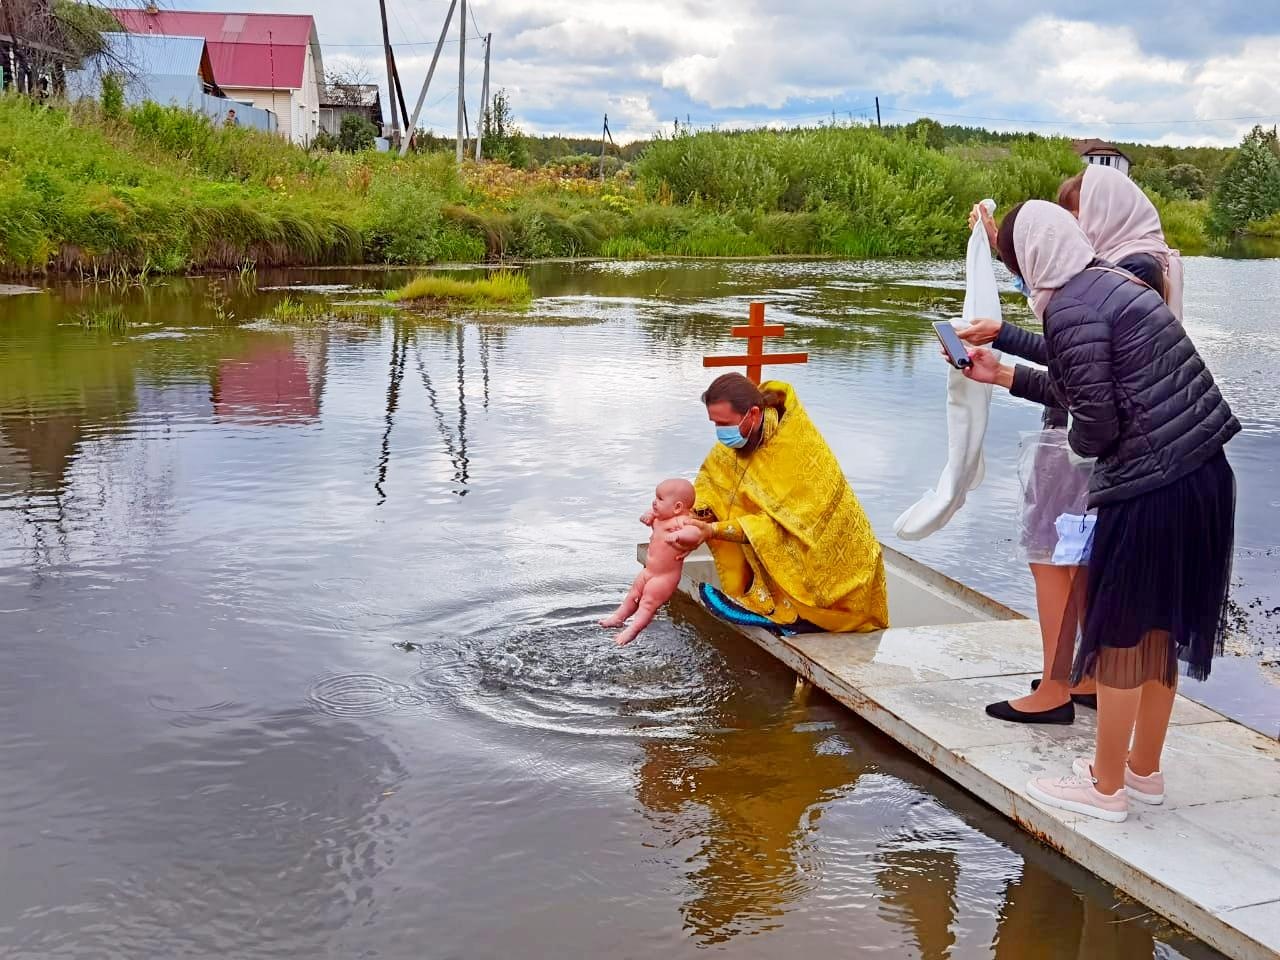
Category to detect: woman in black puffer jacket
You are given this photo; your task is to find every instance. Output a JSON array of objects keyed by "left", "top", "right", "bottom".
[{"left": 964, "top": 200, "right": 1239, "bottom": 824}]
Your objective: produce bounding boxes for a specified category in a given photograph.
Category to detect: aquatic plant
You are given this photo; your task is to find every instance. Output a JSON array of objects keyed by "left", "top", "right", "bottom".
[
  {"left": 77, "top": 304, "right": 128, "bottom": 331},
  {"left": 386, "top": 271, "right": 532, "bottom": 307},
  {"left": 267, "top": 297, "right": 329, "bottom": 323}
]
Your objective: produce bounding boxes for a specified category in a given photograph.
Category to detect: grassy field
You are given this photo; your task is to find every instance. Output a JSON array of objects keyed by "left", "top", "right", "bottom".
[{"left": 0, "top": 93, "right": 1227, "bottom": 276}]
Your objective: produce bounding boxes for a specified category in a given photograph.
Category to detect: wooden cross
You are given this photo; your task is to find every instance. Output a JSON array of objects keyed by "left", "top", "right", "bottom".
[{"left": 702, "top": 302, "right": 809, "bottom": 385}]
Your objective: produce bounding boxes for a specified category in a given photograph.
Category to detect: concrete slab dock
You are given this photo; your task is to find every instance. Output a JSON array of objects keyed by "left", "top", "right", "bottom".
[{"left": 648, "top": 545, "right": 1280, "bottom": 960}]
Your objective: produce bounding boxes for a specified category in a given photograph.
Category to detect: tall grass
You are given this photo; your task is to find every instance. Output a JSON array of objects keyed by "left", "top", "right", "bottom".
[
  {"left": 8, "top": 95, "right": 1201, "bottom": 275},
  {"left": 386, "top": 270, "right": 532, "bottom": 306},
  {"left": 635, "top": 127, "right": 1084, "bottom": 256}
]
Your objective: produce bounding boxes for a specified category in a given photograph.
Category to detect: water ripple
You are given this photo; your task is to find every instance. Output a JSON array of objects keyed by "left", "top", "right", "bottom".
[{"left": 306, "top": 673, "right": 429, "bottom": 719}]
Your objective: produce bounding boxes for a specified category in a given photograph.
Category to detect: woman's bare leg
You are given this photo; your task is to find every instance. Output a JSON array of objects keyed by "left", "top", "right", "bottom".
[
  {"left": 1009, "top": 564, "right": 1074, "bottom": 711},
  {"left": 1128, "top": 667, "right": 1177, "bottom": 777},
  {"left": 1092, "top": 683, "right": 1142, "bottom": 794}
]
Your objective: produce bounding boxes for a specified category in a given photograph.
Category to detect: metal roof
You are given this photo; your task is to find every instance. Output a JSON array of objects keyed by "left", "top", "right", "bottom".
[
  {"left": 109, "top": 9, "right": 319, "bottom": 90},
  {"left": 95, "top": 32, "right": 213, "bottom": 82},
  {"left": 321, "top": 83, "right": 380, "bottom": 108}
]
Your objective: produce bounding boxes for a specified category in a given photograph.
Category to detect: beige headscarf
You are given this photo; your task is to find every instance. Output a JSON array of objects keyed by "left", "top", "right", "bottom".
[
  {"left": 1078, "top": 165, "right": 1183, "bottom": 320},
  {"left": 1012, "top": 200, "right": 1096, "bottom": 322}
]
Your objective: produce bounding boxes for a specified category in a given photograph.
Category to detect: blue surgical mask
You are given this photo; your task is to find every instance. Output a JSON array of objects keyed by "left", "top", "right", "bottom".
[
  {"left": 1011, "top": 274, "right": 1029, "bottom": 297},
  {"left": 716, "top": 412, "right": 751, "bottom": 449}
]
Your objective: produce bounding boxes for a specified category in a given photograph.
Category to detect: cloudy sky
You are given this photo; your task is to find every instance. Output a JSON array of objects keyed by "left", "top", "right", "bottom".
[{"left": 186, "top": 0, "right": 1279, "bottom": 145}]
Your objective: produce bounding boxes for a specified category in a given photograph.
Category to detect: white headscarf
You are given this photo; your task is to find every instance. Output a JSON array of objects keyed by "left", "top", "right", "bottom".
[
  {"left": 1078, "top": 165, "right": 1168, "bottom": 266},
  {"left": 1012, "top": 200, "right": 1096, "bottom": 322},
  {"left": 1077, "top": 165, "right": 1183, "bottom": 320}
]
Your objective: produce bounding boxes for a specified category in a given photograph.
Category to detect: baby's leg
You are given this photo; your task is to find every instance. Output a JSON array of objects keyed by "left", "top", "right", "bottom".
[
  {"left": 614, "top": 573, "right": 679, "bottom": 646},
  {"left": 600, "top": 570, "right": 650, "bottom": 628}
]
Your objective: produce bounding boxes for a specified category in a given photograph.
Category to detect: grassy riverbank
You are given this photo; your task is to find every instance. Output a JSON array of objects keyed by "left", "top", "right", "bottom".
[{"left": 0, "top": 94, "right": 1231, "bottom": 276}]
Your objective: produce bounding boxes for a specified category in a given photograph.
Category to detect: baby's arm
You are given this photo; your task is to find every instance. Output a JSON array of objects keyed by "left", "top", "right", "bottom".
[{"left": 640, "top": 510, "right": 655, "bottom": 527}]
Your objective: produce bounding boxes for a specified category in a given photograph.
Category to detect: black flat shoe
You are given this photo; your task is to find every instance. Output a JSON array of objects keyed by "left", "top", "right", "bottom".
[
  {"left": 985, "top": 699, "right": 1075, "bottom": 724},
  {"left": 1031, "top": 679, "right": 1098, "bottom": 710}
]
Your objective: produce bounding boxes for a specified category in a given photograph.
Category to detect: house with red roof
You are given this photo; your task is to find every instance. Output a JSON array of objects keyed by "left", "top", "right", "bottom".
[{"left": 111, "top": 6, "right": 324, "bottom": 145}]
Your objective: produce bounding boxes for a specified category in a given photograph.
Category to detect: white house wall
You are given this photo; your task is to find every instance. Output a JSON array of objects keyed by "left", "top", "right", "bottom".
[
  {"left": 224, "top": 87, "right": 299, "bottom": 142},
  {"left": 299, "top": 41, "right": 321, "bottom": 145}
]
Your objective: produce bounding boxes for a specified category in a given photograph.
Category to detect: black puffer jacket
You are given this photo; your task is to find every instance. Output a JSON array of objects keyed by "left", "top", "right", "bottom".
[
  {"left": 1008, "top": 263, "right": 1239, "bottom": 507},
  {"left": 992, "top": 321, "right": 1067, "bottom": 429}
]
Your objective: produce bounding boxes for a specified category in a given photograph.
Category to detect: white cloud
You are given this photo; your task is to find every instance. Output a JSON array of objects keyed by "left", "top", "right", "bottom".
[{"left": 179, "top": 0, "right": 1280, "bottom": 146}]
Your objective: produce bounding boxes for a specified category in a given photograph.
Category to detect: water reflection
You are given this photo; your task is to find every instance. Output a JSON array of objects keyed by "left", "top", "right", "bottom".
[
  {"left": 0, "top": 263, "right": 1260, "bottom": 959},
  {"left": 375, "top": 322, "right": 409, "bottom": 503},
  {"left": 212, "top": 333, "right": 326, "bottom": 423},
  {"left": 0, "top": 708, "right": 406, "bottom": 957},
  {"left": 637, "top": 700, "right": 856, "bottom": 944}
]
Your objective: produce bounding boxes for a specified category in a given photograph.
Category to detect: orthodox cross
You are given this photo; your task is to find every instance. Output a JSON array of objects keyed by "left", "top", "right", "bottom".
[{"left": 702, "top": 302, "right": 808, "bottom": 385}]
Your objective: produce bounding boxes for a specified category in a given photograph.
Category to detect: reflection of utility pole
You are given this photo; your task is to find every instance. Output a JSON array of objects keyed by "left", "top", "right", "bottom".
[
  {"left": 375, "top": 322, "right": 408, "bottom": 504},
  {"left": 478, "top": 327, "right": 491, "bottom": 410},
  {"left": 454, "top": 324, "right": 469, "bottom": 491},
  {"left": 413, "top": 331, "right": 470, "bottom": 497}
]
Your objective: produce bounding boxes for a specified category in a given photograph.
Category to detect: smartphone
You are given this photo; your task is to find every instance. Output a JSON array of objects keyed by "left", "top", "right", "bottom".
[{"left": 933, "top": 321, "right": 972, "bottom": 369}]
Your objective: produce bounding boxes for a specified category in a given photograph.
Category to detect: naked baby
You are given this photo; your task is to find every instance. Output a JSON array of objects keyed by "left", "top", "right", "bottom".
[{"left": 600, "top": 478, "right": 696, "bottom": 646}]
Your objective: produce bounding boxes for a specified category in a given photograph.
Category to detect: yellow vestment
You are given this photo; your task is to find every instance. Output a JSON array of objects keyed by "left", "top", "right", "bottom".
[{"left": 694, "top": 381, "right": 889, "bottom": 633}]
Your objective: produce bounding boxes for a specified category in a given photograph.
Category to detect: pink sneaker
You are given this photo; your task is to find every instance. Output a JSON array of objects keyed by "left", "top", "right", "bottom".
[
  {"left": 1071, "top": 758, "right": 1165, "bottom": 805},
  {"left": 1027, "top": 772, "right": 1128, "bottom": 822}
]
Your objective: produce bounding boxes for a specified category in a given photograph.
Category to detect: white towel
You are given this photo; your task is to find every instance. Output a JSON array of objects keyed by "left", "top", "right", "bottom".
[{"left": 893, "top": 200, "right": 1002, "bottom": 541}]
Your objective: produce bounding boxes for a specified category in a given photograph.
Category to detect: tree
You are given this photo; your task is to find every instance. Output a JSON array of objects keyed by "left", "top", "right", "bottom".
[
  {"left": 1167, "top": 163, "right": 1207, "bottom": 200},
  {"left": 2, "top": 0, "right": 132, "bottom": 95},
  {"left": 1211, "top": 125, "right": 1280, "bottom": 235},
  {"left": 902, "top": 117, "right": 947, "bottom": 150},
  {"left": 337, "top": 113, "right": 377, "bottom": 153},
  {"left": 481, "top": 89, "right": 529, "bottom": 168}
]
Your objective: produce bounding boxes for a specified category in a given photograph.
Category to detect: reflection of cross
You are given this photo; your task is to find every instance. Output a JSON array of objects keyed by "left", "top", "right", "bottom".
[{"left": 702, "top": 302, "right": 808, "bottom": 385}]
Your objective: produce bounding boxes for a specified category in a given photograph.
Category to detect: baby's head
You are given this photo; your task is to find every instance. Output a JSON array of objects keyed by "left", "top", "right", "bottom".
[{"left": 652, "top": 478, "right": 695, "bottom": 520}]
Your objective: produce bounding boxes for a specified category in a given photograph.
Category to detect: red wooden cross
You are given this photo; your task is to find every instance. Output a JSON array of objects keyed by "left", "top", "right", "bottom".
[{"left": 702, "top": 302, "right": 808, "bottom": 385}]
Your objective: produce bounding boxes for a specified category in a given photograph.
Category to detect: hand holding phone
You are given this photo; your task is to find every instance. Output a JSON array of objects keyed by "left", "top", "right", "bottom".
[{"left": 933, "top": 321, "right": 973, "bottom": 369}]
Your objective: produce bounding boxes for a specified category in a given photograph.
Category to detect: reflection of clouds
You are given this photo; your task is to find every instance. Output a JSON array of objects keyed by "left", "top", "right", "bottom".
[{"left": 0, "top": 709, "right": 407, "bottom": 957}]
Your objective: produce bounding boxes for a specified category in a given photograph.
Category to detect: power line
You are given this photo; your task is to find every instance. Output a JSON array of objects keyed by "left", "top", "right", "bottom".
[
  {"left": 882, "top": 104, "right": 1279, "bottom": 127},
  {"left": 321, "top": 34, "right": 482, "bottom": 48}
]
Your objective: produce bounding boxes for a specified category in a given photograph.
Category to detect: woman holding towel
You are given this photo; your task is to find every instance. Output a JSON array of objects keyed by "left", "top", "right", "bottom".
[{"left": 963, "top": 200, "right": 1238, "bottom": 822}]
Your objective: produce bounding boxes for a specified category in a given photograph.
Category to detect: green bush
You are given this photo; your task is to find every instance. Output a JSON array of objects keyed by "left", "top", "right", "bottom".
[
  {"left": 337, "top": 114, "right": 377, "bottom": 153},
  {"left": 101, "top": 73, "right": 124, "bottom": 120}
]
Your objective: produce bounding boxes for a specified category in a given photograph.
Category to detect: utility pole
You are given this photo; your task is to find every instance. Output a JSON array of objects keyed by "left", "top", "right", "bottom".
[
  {"left": 400, "top": 0, "right": 457, "bottom": 157},
  {"left": 599, "top": 113, "right": 613, "bottom": 182},
  {"left": 455, "top": 0, "right": 466, "bottom": 162},
  {"left": 378, "top": 0, "right": 400, "bottom": 143},
  {"left": 474, "top": 33, "right": 491, "bottom": 160},
  {"left": 389, "top": 49, "right": 409, "bottom": 141},
  {"left": 875, "top": 96, "right": 881, "bottom": 129}
]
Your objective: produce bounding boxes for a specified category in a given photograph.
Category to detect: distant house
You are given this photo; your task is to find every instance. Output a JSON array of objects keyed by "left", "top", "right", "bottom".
[
  {"left": 66, "top": 33, "right": 277, "bottom": 132},
  {"left": 319, "top": 83, "right": 384, "bottom": 137},
  {"left": 111, "top": 7, "right": 324, "bottom": 145},
  {"left": 1073, "top": 138, "right": 1131, "bottom": 176}
]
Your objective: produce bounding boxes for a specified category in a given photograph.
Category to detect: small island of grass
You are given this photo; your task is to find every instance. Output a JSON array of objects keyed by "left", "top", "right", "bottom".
[{"left": 386, "top": 271, "right": 532, "bottom": 308}]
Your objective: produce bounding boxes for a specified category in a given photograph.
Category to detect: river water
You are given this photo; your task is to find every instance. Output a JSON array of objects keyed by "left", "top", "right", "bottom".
[{"left": 1, "top": 258, "right": 1276, "bottom": 959}]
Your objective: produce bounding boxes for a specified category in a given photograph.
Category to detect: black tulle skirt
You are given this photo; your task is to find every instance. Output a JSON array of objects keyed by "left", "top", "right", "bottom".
[{"left": 1072, "top": 450, "right": 1236, "bottom": 688}]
